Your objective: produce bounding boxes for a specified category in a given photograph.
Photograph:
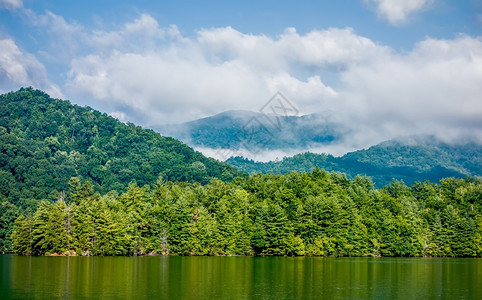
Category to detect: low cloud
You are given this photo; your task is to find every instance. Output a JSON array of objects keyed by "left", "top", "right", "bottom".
[
  {"left": 65, "top": 18, "right": 388, "bottom": 126},
  {"left": 1, "top": 10, "right": 480, "bottom": 156},
  {"left": 366, "top": 0, "right": 434, "bottom": 26},
  {"left": 66, "top": 20, "right": 357, "bottom": 125},
  {"left": 109, "top": 111, "right": 128, "bottom": 123},
  {"left": 338, "top": 35, "right": 482, "bottom": 147},
  {"left": 62, "top": 14, "right": 481, "bottom": 153}
]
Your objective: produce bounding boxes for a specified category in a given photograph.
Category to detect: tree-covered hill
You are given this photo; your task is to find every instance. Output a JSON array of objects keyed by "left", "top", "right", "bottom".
[
  {"left": 155, "top": 110, "right": 344, "bottom": 150},
  {"left": 227, "top": 137, "right": 481, "bottom": 188},
  {"left": 157, "top": 108, "right": 480, "bottom": 188},
  {"left": 0, "top": 88, "right": 243, "bottom": 209},
  {"left": 1, "top": 88, "right": 480, "bottom": 256}
]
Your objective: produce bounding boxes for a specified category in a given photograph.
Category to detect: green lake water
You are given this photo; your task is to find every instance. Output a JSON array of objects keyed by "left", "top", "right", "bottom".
[{"left": 1, "top": 255, "right": 480, "bottom": 299}]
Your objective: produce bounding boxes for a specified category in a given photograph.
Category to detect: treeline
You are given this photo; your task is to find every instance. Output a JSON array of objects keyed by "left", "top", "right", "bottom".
[{"left": 11, "top": 170, "right": 482, "bottom": 257}]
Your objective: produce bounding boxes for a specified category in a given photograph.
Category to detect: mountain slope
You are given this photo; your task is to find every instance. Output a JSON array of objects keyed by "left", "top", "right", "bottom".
[
  {"left": 155, "top": 110, "right": 345, "bottom": 150},
  {"left": 227, "top": 137, "right": 481, "bottom": 187},
  {"left": 0, "top": 88, "right": 243, "bottom": 208}
]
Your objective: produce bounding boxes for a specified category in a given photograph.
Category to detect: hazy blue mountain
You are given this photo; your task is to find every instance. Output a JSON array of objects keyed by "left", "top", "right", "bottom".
[
  {"left": 227, "top": 136, "right": 481, "bottom": 187},
  {"left": 155, "top": 110, "right": 347, "bottom": 150},
  {"left": 156, "top": 110, "right": 480, "bottom": 187}
]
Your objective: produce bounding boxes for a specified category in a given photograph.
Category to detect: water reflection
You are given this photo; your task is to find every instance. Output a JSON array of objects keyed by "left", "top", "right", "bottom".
[{"left": 1, "top": 256, "right": 480, "bottom": 299}]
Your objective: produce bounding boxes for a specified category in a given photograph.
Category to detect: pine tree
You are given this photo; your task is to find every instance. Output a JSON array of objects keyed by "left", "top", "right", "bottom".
[{"left": 11, "top": 214, "right": 33, "bottom": 255}]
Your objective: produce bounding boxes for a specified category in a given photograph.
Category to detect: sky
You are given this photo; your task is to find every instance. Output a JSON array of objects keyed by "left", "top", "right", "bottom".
[{"left": 1, "top": 0, "right": 481, "bottom": 157}]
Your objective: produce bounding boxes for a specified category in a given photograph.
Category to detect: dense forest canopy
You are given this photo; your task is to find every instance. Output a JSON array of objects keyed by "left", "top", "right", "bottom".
[
  {"left": 0, "top": 88, "right": 242, "bottom": 252},
  {"left": 156, "top": 109, "right": 481, "bottom": 189},
  {"left": 1, "top": 88, "right": 481, "bottom": 256},
  {"left": 0, "top": 88, "right": 242, "bottom": 206},
  {"left": 11, "top": 171, "right": 482, "bottom": 257},
  {"left": 228, "top": 139, "right": 481, "bottom": 188}
]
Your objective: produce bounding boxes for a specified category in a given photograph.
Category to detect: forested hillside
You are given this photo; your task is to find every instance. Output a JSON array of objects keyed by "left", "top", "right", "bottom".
[
  {"left": 158, "top": 108, "right": 480, "bottom": 188},
  {"left": 11, "top": 170, "right": 482, "bottom": 257},
  {"left": 156, "top": 110, "right": 343, "bottom": 150},
  {"left": 0, "top": 88, "right": 242, "bottom": 251},
  {"left": 228, "top": 138, "right": 481, "bottom": 187},
  {"left": 0, "top": 88, "right": 242, "bottom": 203},
  {"left": 1, "top": 88, "right": 481, "bottom": 257}
]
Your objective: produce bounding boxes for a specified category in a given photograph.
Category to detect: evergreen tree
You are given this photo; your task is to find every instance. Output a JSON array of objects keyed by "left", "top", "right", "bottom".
[{"left": 11, "top": 214, "right": 33, "bottom": 255}]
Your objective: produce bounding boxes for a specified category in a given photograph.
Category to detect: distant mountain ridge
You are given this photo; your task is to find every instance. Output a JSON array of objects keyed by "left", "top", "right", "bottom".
[
  {"left": 227, "top": 136, "right": 482, "bottom": 187},
  {"left": 156, "top": 110, "right": 481, "bottom": 187},
  {"left": 155, "top": 110, "right": 346, "bottom": 150}
]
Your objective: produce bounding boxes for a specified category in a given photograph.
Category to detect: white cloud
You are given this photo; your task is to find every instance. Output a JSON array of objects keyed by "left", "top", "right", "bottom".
[
  {"left": 338, "top": 35, "right": 482, "bottom": 147},
  {"left": 5, "top": 11, "right": 478, "bottom": 156},
  {"left": 66, "top": 19, "right": 389, "bottom": 126},
  {"left": 59, "top": 14, "right": 482, "bottom": 156},
  {"left": 25, "top": 10, "right": 85, "bottom": 64},
  {"left": 109, "top": 111, "right": 128, "bottom": 123},
  {"left": 0, "top": 0, "right": 22, "bottom": 11},
  {"left": 278, "top": 27, "right": 390, "bottom": 66},
  {"left": 196, "top": 26, "right": 390, "bottom": 71},
  {"left": 367, "top": 0, "right": 434, "bottom": 25},
  {"left": 89, "top": 14, "right": 176, "bottom": 53},
  {"left": 0, "top": 38, "right": 62, "bottom": 97}
]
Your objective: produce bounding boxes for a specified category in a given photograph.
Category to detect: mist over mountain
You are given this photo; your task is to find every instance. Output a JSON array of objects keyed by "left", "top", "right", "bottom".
[
  {"left": 0, "top": 88, "right": 480, "bottom": 256},
  {"left": 154, "top": 109, "right": 481, "bottom": 187},
  {"left": 227, "top": 136, "right": 482, "bottom": 187},
  {"left": 155, "top": 110, "right": 349, "bottom": 158}
]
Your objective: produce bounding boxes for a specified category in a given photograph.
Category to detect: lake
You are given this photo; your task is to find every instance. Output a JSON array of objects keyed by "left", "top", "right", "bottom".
[{"left": 1, "top": 255, "right": 480, "bottom": 299}]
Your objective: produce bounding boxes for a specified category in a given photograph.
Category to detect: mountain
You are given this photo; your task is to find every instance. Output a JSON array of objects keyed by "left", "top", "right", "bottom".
[
  {"left": 156, "top": 109, "right": 480, "bottom": 187},
  {"left": 0, "top": 88, "right": 243, "bottom": 208},
  {"left": 227, "top": 136, "right": 482, "bottom": 187},
  {"left": 155, "top": 110, "right": 346, "bottom": 151}
]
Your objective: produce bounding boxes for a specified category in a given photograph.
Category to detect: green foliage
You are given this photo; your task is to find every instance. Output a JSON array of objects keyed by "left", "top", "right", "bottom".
[
  {"left": 0, "top": 200, "right": 19, "bottom": 252},
  {"left": 0, "top": 88, "right": 243, "bottom": 210},
  {"left": 11, "top": 171, "right": 482, "bottom": 257},
  {"left": 0, "top": 88, "right": 245, "bottom": 252},
  {"left": 11, "top": 214, "right": 33, "bottom": 255},
  {"left": 3, "top": 88, "right": 481, "bottom": 257},
  {"left": 227, "top": 138, "right": 481, "bottom": 188}
]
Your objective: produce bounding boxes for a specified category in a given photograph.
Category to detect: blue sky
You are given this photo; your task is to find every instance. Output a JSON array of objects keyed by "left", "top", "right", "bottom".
[
  {"left": 3, "top": 1, "right": 480, "bottom": 51},
  {"left": 1, "top": 0, "right": 481, "bottom": 157}
]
